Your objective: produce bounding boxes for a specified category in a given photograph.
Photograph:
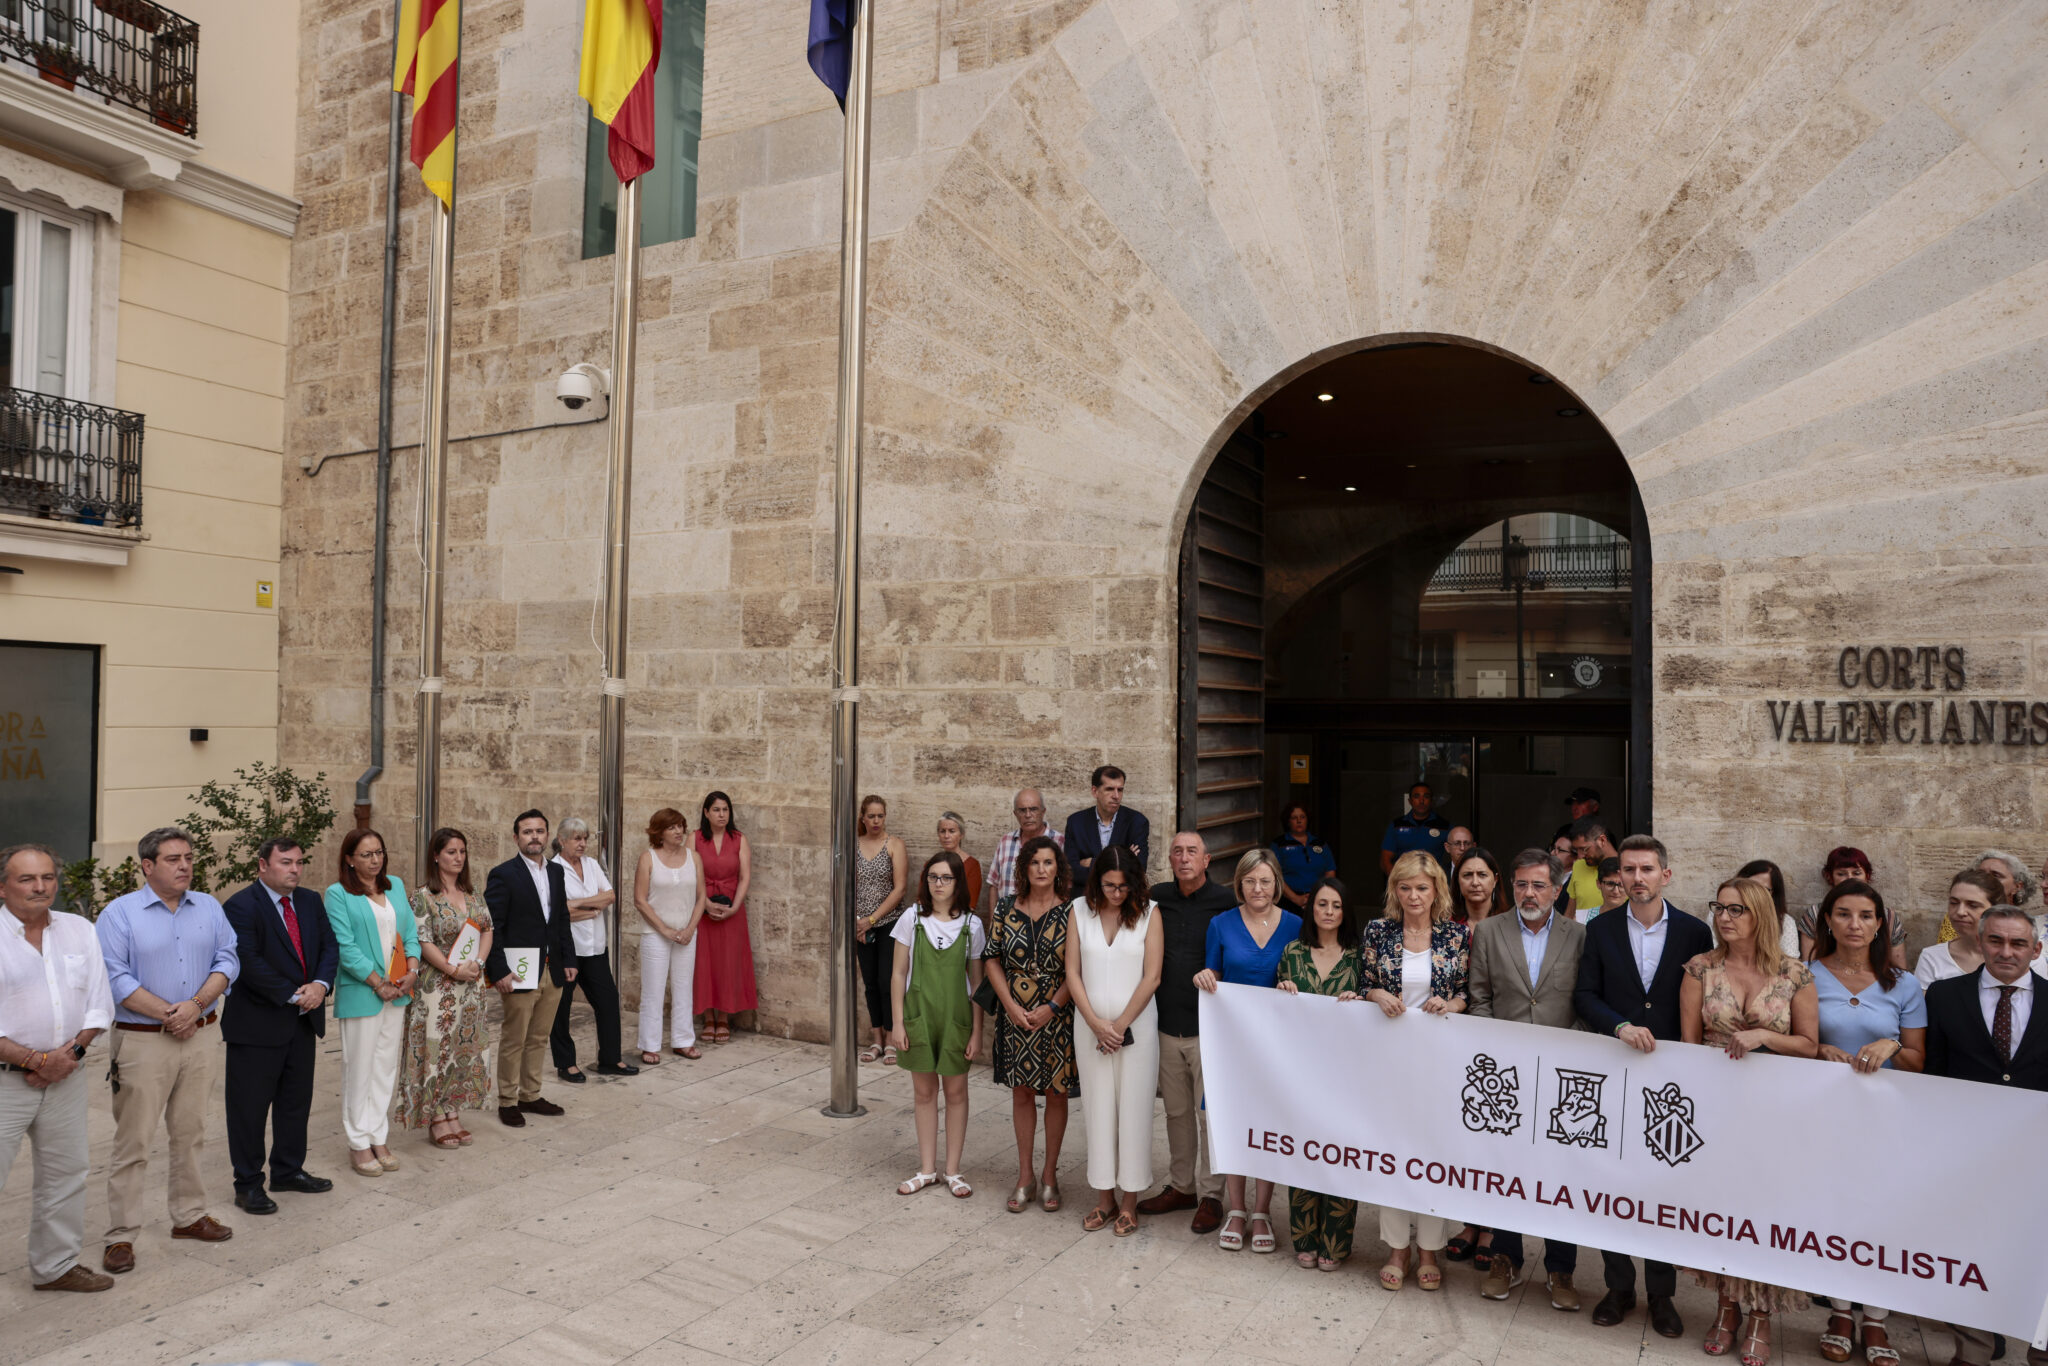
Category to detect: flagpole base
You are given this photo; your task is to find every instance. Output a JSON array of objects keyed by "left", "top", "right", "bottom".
[{"left": 819, "top": 1103, "right": 868, "bottom": 1120}]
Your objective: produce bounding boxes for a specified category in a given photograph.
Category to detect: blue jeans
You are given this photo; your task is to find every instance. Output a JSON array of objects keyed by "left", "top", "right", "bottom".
[{"left": 1488, "top": 1229, "right": 1577, "bottom": 1275}]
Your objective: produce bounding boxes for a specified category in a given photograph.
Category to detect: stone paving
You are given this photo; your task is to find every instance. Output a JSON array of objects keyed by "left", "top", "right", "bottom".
[{"left": 0, "top": 1025, "right": 1950, "bottom": 1366}]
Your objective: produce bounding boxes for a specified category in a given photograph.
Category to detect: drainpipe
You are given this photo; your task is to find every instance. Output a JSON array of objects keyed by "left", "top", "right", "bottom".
[{"left": 355, "top": 2, "right": 404, "bottom": 829}]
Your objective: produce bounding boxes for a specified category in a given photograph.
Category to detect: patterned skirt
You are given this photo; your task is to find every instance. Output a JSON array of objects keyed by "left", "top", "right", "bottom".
[{"left": 396, "top": 975, "right": 493, "bottom": 1128}]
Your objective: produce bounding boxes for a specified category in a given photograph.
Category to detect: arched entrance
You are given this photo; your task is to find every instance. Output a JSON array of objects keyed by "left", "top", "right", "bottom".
[{"left": 1177, "top": 339, "right": 1650, "bottom": 897}]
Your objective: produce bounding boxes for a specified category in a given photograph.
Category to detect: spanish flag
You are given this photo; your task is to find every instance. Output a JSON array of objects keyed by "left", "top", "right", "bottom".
[
  {"left": 394, "top": 0, "right": 460, "bottom": 207},
  {"left": 580, "top": 0, "right": 662, "bottom": 183}
]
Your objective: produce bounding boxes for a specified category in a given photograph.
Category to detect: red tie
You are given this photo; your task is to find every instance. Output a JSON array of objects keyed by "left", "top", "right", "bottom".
[{"left": 278, "top": 894, "right": 306, "bottom": 969}]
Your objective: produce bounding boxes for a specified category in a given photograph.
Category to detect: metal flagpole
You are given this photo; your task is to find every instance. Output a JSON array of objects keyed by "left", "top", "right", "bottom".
[
  {"left": 598, "top": 176, "right": 641, "bottom": 975},
  {"left": 413, "top": 183, "right": 457, "bottom": 882},
  {"left": 822, "top": 0, "right": 876, "bottom": 1120}
]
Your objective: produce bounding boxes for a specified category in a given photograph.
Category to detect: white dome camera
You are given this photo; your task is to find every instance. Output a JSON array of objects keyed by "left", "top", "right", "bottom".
[{"left": 555, "top": 363, "right": 611, "bottom": 418}]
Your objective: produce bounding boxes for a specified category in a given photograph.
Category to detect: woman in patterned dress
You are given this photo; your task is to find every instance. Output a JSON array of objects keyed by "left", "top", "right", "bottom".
[
  {"left": 399, "top": 827, "right": 493, "bottom": 1147},
  {"left": 1680, "top": 876, "right": 1819, "bottom": 1366},
  {"left": 1275, "top": 875, "right": 1362, "bottom": 1270},
  {"left": 852, "top": 795, "right": 908, "bottom": 1064},
  {"left": 982, "top": 834, "right": 1078, "bottom": 1214}
]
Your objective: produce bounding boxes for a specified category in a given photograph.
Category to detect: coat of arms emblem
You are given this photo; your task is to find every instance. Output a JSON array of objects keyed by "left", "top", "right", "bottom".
[{"left": 1460, "top": 1054, "right": 1521, "bottom": 1135}]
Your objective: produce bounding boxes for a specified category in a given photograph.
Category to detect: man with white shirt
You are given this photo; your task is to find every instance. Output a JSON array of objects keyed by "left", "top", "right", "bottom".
[
  {"left": 1925, "top": 907, "right": 2048, "bottom": 1365},
  {"left": 1572, "top": 833, "right": 1712, "bottom": 1338},
  {"left": 0, "top": 844, "right": 115, "bottom": 1292},
  {"left": 549, "top": 816, "right": 637, "bottom": 1082},
  {"left": 484, "top": 810, "right": 577, "bottom": 1127},
  {"left": 220, "top": 838, "right": 338, "bottom": 1215}
]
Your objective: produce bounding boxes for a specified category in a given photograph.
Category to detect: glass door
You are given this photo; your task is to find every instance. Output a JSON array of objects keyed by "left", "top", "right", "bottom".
[{"left": 1332, "top": 737, "right": 1473, "bottom": 905}]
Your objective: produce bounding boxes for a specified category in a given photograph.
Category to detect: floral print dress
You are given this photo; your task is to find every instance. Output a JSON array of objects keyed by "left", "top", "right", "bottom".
[{"left": 397, "top": 886, "right": 493, "bottom": 1128}]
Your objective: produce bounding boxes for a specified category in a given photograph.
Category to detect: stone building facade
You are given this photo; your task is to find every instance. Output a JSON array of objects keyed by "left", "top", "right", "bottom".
[{"left": 283, "top": 0, "right": 2048, "bottom": 1040}]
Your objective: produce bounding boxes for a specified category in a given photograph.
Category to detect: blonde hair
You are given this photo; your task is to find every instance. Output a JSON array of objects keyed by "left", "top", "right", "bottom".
[
  {"left": 1231, "top": 848, "right": 1283, "bottom": 906},
  {"left": 1710, "top": 877, "right": 1784, "bottom": 972},
  {"left": 1381, "top": 851, "right": 1453, "bottom": 922}
]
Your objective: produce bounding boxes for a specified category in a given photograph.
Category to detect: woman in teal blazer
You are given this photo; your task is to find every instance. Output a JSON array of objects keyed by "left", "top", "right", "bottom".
[{"left": 324, "top": 827, "right": 420, "bottom": 1177}]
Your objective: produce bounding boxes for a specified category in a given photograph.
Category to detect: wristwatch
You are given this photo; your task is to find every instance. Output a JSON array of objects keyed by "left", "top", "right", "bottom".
[{"left": 69, "top": 1043, "right": 86, "bottom": 1061}]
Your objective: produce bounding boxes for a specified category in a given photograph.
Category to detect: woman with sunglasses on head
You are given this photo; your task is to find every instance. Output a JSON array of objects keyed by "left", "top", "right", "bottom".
[
  {"left": 1680, "top": 877, "right": 1818, "bottom": 1366},
  {"left": 1809, "top": 878, "right": 1923, "bottom": 1366},
  {"left": 1066, "top": 846, "right": 1163, "bottom": 1237},
  {"left": 889, "top": 850, "right": 984, "bottom": 1198}
]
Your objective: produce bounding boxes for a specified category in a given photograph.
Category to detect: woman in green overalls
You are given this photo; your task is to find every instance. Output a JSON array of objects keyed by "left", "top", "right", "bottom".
[{"left": 889, "top": 849, "right": 985, "bottom": 1197}]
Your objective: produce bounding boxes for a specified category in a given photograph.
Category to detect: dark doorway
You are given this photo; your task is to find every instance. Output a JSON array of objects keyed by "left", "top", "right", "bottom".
[{"left": 1178, "top": 339, "right": 1650, "bottom": 901}]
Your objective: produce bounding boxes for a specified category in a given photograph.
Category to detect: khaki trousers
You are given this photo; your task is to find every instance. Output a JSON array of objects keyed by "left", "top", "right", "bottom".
[
  {"left": 1951, "top": 1324, "right": 2047, "bottom": 1366},
  {"left": 0, "top": 1068, "right": 91, "bottom": 1282},
  {"left": 1157, "top": 1032, "right": 1222, "bottom": 1200},
  {"left": 106, "top": 1027, "right": 219, "bottom": 1242},
  {"left": 498, "top": 980, "right": 563, "bottom": 1106}
]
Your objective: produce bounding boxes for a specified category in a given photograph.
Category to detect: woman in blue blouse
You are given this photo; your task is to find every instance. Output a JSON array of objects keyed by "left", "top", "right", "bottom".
[
  {"left": 1192, "top": 847, "right": 1300, "bottom": 1253},
  {"left": 1809, "top": 880, "right": 1923, "bottom": 1366},
  {"left": 1359, "top": 850, "right": 1468, "bottom": 1291},
  {"left": 1272, "top": 802, "right": 1336, "bottom": 915}
]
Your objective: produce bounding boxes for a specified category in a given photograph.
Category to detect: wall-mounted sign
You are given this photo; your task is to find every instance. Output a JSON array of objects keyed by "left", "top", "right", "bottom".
[
  {"left": 256, "top": 580, "right": 274, "bottom": 608},
  {"left": 0, "top": 642, "right": 97, "bottom": 862},
  {"left": 1767, "top": 646, "right": 2047, "bottom": 746},
  {"left": 1290, "top": 754, "right": 1311, "bottom": 784}
]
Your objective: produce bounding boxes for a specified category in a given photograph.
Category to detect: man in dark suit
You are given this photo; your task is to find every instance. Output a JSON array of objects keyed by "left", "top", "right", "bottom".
[
  {"left": 1925, "top": 906, "right": 2048, "bottom": 1366},
  {"left": 1062, "top": 765, "right": 1150, "bottom": 878},
  {"left": 484, "top": 810, "right": 577, "bottom": 1128},
  {"left": 220, "top": 837, "right": 339, "bottom": 1215},
  {"left": 1572, "top": 833, "right": 1713, "bottom": 1339}
]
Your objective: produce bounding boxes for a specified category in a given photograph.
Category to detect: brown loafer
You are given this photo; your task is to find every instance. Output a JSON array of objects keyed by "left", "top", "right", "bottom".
[
  {"left": 1190, "top": 1198, "right": 1224, "bottom": 1235},
  {"left": 171, "top": 1215, "right": 233, "bottom": 1243},
  {"left": 101, "top": 1242, "right": 134, "bottom": 1274},
  {"left": 1135, "top": 1186, "right": 1197, "bottom": 1216},
  {"left": 498, "top": 1105, "right": 526, "bottom": 1126},
  {"left": 517, "top": 1097, "right": 564, "bottom": 1117},
  {"left": 36, "top": 1263, "right": 114, "bottom": 1292}
]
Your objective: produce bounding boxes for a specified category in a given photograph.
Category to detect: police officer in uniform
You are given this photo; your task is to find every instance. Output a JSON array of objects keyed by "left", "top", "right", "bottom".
[{"left": 1379, "top": 783, "right": 1448, "bottom": 875}]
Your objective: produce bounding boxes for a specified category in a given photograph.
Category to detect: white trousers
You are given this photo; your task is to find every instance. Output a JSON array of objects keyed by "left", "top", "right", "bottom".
[
  {"left": 1379, "top": 1206, "right": 1451, "bottom": 1252},
  {"left": 339, "top": 1004, "right": 407, "bottom": 1148},
  {"left": 1074, "top": 1005, "right": 1159, "bottom": 1194},
  {"left": 0, "top": 1069, "right": 90, "bottom": 1282},
  {"left": 638, "top": 932, "right": 697, "bottom": 1052}
]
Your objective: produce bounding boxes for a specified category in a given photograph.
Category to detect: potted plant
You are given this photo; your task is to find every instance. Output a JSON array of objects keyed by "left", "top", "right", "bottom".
[
  {"left": 33, "top": 42, "right": 82, "bottom": 90},
  {"left": 94, "top": 0, "right": 164, "bottom": 33},
  {"left": 151, "top": 98, "right": 191, "bottom": 134}
]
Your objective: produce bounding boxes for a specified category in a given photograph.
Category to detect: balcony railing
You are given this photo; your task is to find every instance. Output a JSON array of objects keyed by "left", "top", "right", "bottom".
[
  {"left": 0, "top": 0, "right": 199, "bottom": 137},
  {"left": 0, "top": 385, "right": 144, "bottom": 527},
  {"left": 1427, "top": 536, "right": 1632, "bottom": 592}
]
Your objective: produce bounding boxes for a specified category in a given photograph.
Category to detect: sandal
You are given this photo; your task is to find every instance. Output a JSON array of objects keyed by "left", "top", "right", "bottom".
[
  {"left": 1705, "top": 1301, "right": 1741, "bottom": 1357},
  {"left": 429, "top": 1119, "right": 463, "bottom": 1149},
  {"left": 640, "top": 1051, "right": 662, "bottom": 1066},
  {"left": 453, "top": 1129, "right": 474, "bottom": 1146},
  {"left": 1379, "top": 1249, "right": 1409, "bottom": 1291},
  {"left": 1819, "top": 1313, "right": 1854, "bottom": 1363},
  {"left": 881, "top": 1045, "right": 897, "bottom": 1066},
  {"left": 1217, "top": 1209, "right": 1247, "bottom": 1251},
  {"left": 860, "top": 1043, "right": 884, "bottom": 1064},
  {"left": 1740, "top": 1312, "right": 1772, "bottom": 1366},
  {"left": 1006, "top": 1180, "right": 1037, "bottom": 1214},
  {"left": 1444, "top": 1231, "right": 1479, "bottom": 1262},
  {"left": 1317, "top": 1256, "right": 1340, "bottom": 1273},
  {"left": 1249, "top": 1211, "right": 1276, "bottom": 1253},
  {"left": 674, "top": 1045, "right": 701, "bottom": 1060},
  {"left": 1296, "top": 1251, "right": 1318, "bottom": 1269},
  {"left": 350, "top": 1150, "right": 382, "bottom": 1178},
  {"left": 1862, "top": 1323, "right": 1897, "bottom": 1366},
  {"left": 1040, "top": 1181, "right": 1061, "bottom": 1213},
  {"left": 897, "top": 1171, "right": 939, "bottom": 1195},
  {"left": 943, "top": 1173, "right": 972, "bottom": 1199},
  {"left": 1113, "top": 1211, "right": 1138, "bottom": 1237},
  {"left": 1083, "top": 1205, "right": 1112, "bottom": 1232},
  {"left": 1416, "top": 1259, "right": 1441, "bottom": 1291}
]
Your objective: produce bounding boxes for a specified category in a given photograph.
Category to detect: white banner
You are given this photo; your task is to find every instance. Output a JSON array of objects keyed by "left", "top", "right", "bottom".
[{"left": 1200, "top": 984, "right": 2048, "bottom": 1343}]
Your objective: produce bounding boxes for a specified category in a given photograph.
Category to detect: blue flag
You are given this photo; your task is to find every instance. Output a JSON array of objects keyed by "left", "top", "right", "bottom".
[{"left": 807, "top": 0, "right": 860, "bottom": 107}]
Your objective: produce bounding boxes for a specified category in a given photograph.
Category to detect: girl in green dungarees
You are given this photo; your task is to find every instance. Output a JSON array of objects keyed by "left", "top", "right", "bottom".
[{"left": 889, "top": 850, "right": 985, "bottom": 1198}]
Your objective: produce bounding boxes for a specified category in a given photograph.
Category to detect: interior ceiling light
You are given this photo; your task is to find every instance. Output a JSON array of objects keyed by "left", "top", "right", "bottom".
[
  {"left": 1317, "top": 392, "right": 1334, "bottom": 402},
  {"left": 1344, "top": 485, "right": 1357, "bottom": 492},
  {"left": 1296, "top": 474, "right": 1306, "bottom": 480},
  {"left": 1557, "top": 406, "right": 1583, "bottom": 417}
]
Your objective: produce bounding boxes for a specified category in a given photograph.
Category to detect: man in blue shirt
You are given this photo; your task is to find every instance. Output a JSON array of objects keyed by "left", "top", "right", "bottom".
[
  {"left": 1379, "top": 783, "right": 1449, "bottom": 874},
  {"left": 94, "top": 826, "right": 240, "bottom": 1273}
]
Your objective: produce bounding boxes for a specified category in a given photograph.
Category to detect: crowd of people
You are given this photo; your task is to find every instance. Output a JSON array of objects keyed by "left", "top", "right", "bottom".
[
  {"left": 0, "top": 795, "right": 760, "bottom": 1294},
  {"left": 4, "top": 767, "right": 2043, "bottom": 1366}
]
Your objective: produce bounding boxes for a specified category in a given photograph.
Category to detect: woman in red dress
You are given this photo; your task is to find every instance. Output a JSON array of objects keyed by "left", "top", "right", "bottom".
[{"left": 692, "top": 791, "right": 758, "bottom": 1041}]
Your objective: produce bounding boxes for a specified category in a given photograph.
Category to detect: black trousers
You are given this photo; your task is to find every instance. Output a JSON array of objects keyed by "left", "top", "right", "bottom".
[
  {"left": 225, "top": 1029, "right": 316, "bottom": 1191},
  {"left": 1603, "top": 1248, "right": 1676, "bottom": 1297},
  {"left": 551, "top": 951, "right": 622, "bottom": 1069},
  {"left": 856, "top": 928, "right": 892, "bottom": 1032}
]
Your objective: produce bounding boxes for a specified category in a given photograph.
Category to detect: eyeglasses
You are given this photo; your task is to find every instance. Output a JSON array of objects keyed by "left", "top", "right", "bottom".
[
  {"left": 1705, "top": 901, "right": 1751, "bottom": 917},
  {"left": 927, "top": 873, "right": 956, "bottom": 884},
  {"left": 1100, "top": 882, "right": 1128, "bottom": 894}
]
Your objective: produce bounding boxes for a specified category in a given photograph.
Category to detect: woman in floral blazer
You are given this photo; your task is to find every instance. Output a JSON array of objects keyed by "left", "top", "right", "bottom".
[{"left": 1358, "top": 851, "right": 1469, "bottom": 1292}]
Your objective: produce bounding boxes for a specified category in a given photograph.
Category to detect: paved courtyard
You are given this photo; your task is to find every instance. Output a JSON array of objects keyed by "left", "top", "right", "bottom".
[{"left": 1, "top": 1024, "right": 1954, "bottom": 1366}]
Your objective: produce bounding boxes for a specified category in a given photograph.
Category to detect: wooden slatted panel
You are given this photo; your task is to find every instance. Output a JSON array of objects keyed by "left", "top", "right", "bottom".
[{"left": 1178, "top": 436, "right": 1264, "bottom": 864}]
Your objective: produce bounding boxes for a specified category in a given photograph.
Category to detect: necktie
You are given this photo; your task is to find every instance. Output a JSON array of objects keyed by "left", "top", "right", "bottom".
[
  {"left": 278, "top": 895, "right": 306, "bottom": 970},
  {"left": 1993, "top": 984, "right": 2017, "bottom": 1063}
]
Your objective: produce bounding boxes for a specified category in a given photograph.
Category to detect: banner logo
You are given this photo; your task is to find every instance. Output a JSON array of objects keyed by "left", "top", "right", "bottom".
[
  {"left": 1642, "top": 1081, "right": 1704, "bottom": 1166},
  {"left": 1547, "top": 1067, "right": 1609, "bottom": 1148},
  {"left": 1460, "top": 1054, "right": 1521, "bottom": 1135}
]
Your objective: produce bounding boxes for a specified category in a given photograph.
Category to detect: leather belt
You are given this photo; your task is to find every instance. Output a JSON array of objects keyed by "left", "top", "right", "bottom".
[{"left": 115, "top": 1015, "right": 216, "bottom": 1033}]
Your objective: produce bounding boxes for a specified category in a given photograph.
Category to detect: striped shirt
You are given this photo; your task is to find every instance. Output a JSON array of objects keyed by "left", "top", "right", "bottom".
[
  {"left": 96, "top": 886, "right": 240, "bottom": 1025},
  {"left": 988, "top": 827, "right": 1065, "bottom": 905}
]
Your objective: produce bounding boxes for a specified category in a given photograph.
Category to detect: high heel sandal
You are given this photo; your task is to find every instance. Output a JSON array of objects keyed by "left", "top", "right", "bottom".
[
  {"left": 1248, "top": 1211, "right": 1276, "bottom": 1254},
  {"left": 1040, "top": 1179, "right": 1061, "bottom": 1213},
  {"left": 1704, "top": 1301, "right": 1741, "bottom": 1356},
  {"left": 1819, "top": 1312, "right": 1855, "bottom": 1363},
  {"left": 1739, "top": 1312, "right": 1772, "bottom": 1366},
  {"left": 1416, "top": 1258, "right": 1441, "bottom": 1291},
  {"left": 1861, "top": 1321, "right": 1897, "bottom": 1365},
  {"left": 1006, "top": 1179, "right": 1038, "bottom": 1214},
  {"left": 1379, "top": 1248, "right": 1409, "bottom": 1291},
  {"left": 1296, "top": 1251, "right": 1318, "bottom": 1269}
]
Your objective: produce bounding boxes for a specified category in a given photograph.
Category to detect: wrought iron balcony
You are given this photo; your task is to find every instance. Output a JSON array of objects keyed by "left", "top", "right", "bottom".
[
  {"left": 0, "top": 0, "right": 199, "bottom": 137},
  {"left": 1427, "top": 536, "right": 1631, "bottom": 593},
  {"left": 0, "top": 386, "right": 144, "bottom": 528}
]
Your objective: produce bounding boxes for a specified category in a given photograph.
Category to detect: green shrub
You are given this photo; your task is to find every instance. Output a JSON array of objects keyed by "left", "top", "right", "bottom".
[
  {"left": 180, "top": 762, "right": 338, "bottom": 894},
  {"left": 58, "top": 855, "right": 139, "bottom": 921}
]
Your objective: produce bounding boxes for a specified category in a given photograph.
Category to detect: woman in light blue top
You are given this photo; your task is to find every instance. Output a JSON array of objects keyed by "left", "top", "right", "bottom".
[
  {"left": 324, "top": 828, "right": 420, "bottom": 1178},
  {"left": 1809, "top": 879, "right": 1923, "bottom": 1366},
  {"left": 1193, "top": 848, "right": 1300, "bottom": 1254}
]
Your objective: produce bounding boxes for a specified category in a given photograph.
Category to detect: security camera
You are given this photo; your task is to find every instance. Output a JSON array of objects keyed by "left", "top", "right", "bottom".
[{"left": 555, "top": 363, "right": 611, "bottom": 418}]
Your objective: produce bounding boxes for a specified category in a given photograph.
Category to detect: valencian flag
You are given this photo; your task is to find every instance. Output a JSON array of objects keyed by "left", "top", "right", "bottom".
[
  {"left": 393, "top": 0, "right": 460, "bottom": 207},
  {"left": 808, "top": 0, "right": 860, "bottom": 107},
  {"left": 580, "top": 0, "right": 663, "bottom": 183}
]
